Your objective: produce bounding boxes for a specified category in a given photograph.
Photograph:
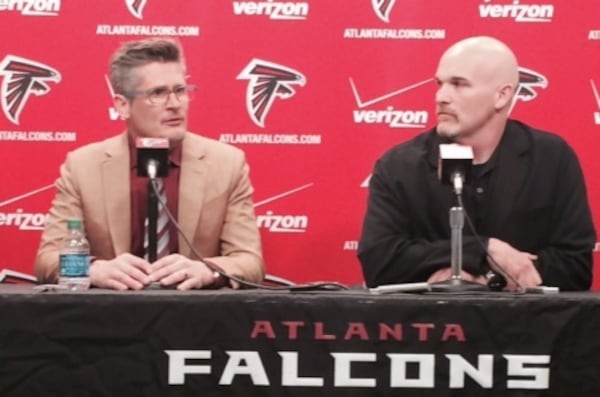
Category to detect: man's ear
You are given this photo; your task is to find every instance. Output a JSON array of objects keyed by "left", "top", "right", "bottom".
[
  {"left": 113, "top": 94, "right": 131, "bottom": 120},
  {"left": 495, "top": 84, "right": 515, "bottom": 110}
]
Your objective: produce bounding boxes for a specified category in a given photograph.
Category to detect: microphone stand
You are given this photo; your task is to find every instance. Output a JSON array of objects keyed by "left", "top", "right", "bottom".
[
  {"left": 147, "top": 178, "right": 158, "bottom": 263},
  {"left": 430, "top": 173, "right": 488, "bottom": 292}
]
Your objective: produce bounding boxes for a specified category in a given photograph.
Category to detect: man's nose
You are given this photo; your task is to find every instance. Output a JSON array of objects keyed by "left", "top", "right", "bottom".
[
  {"left": 435, "top": 84, "right": 450, "bottom": 104},
  {"left": 165, "top": 91, "right": 182, "bottom": 107}
]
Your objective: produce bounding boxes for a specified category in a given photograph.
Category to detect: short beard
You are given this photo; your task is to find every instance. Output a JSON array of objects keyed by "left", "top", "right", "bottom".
[{"left": 436, "top": 126, "right": 460, "bottom": 139}]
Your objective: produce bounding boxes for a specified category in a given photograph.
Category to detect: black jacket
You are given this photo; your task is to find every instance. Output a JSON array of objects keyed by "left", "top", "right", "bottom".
[{"left": 358, "top": 120, "right": 596, "bottom": 290}]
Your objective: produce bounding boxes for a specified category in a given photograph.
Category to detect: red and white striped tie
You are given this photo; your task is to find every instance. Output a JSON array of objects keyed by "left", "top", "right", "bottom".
[{"left": 144, "top": 179, "right": 170, "bottom": 261}]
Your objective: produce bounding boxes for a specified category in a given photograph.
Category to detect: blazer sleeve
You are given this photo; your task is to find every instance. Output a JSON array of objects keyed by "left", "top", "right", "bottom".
[
  {"left": 34, "top": 152, "right": 84, "bottom": 283},
  {"left": 204, "top": 153, "right": 265, "bottom": 286},
  {"left": 535, "top": 145, "right": 595, "bottom": 290}
]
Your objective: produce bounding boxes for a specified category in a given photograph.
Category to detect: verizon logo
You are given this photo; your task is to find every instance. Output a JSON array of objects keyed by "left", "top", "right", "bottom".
[
  {"left": 350, "top": 77, "right": 431, "bottom": 129},
  {"left": 0, "top": 209, "right": 47, "bottom": 230},
  {"left": 353, "top": 108, "right": 428, "bottom": 128},
  {"left": 0, "top": 0, "right": 60, "bottom": 16},
  {"left": 233, "top": 1, "right": 309, "bottom": 20},
  {"left": 256, "top": 211, "right": 308, "bottom": 233},
  {"left": 479, "top": 0, "right": 554, "bottom": 22},
  {"left": 591, "top": 80, "right": 600, "bottom": 125}
]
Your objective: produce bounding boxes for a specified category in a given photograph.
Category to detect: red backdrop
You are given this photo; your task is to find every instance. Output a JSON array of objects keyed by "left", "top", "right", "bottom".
[{"left": 1, "top": 0, "right": 599, "bottom": 288}]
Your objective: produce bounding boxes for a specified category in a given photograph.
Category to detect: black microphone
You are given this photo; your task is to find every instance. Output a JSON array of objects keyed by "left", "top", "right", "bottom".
[
  {"left": 136, "top": 137, "right": 169, "bottom": 179},
  {"left": 438, "top": 143, "right": 473, "bottom": 195}
]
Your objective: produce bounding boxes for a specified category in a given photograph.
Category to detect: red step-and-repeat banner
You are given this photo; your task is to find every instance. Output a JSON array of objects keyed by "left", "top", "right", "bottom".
[{"left": 1, "top": 0, "right": 599, "bottom": 287}]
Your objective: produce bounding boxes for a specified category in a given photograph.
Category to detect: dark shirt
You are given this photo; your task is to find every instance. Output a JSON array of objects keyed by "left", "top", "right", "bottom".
[
  {"left": 128, "top": 136, "right": 181, "bottom": 258},
  {"left": 462, "top": 147, "right": 499, "bottom": 237}
]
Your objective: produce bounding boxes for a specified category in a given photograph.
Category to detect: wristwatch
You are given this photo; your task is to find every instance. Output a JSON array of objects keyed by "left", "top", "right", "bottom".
[
  {"left": 486, "top": 271, "right": 507, "bottom": 291},
  {"left": 210, "top": 270, "right": 232, "bottom": 289}
]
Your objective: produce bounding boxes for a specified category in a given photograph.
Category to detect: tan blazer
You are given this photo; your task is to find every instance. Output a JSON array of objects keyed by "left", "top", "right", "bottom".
[{"left": 35, "top": 131, "right": 264, "bottom": 284}]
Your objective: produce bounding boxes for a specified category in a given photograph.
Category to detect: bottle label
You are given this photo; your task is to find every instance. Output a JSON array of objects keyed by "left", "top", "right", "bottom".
[{"left": 59, "top": 254, "right": 89, "bottom": 277}]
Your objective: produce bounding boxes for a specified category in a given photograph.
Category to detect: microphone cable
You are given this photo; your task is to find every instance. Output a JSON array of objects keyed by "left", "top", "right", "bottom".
[
  {"left": 455, "top": 193, "right": 525, "bottom": 293},
  {"left": 150, "top": 178, "right": 350, "bottom": 291}
]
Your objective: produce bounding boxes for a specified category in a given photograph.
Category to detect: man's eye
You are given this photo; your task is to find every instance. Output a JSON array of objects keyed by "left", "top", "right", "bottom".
[
  {"left": 150, "top": 87, "right": 169, "bottom": 97},
  {"left": 173, "top": 86, "right": 186, "bottom": 95}
]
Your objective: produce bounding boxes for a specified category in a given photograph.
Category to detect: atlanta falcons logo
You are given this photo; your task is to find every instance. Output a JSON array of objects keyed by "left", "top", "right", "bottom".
[
  {"left": 237, "top": 59, "right": 306, "bottom": 128},
  {"left": 0, "top": 55, "right": 61, "bottom": 125},
  {"left": 509, "top": 67, "right": 548, "bottom": 113},
  {"left": 126, "top": 0, "right": 148, "bottom": 19},
  {"left": 372, "top": 0, "right": 397, "bottom": 23}
]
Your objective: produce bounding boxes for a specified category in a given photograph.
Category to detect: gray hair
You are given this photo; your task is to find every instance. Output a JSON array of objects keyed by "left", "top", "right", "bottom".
[{"left": 109, "top": 37, "right": 185, "bottom": 96}]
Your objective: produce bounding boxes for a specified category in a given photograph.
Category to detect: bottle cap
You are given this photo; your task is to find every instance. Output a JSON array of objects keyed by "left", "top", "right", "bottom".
[{"left": 67, "top": 219, "right": 82, "bottom": 230}]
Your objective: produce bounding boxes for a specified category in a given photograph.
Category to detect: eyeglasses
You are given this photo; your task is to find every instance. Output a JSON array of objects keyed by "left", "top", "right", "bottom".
[{"left": 126, "top": 84, "right": 196, "bottom": 106}]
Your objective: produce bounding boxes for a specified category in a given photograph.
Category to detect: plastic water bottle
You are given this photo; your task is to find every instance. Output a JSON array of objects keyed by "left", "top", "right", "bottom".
[{"left": 58, "top": 219, "right": 90, "bottom": 290}]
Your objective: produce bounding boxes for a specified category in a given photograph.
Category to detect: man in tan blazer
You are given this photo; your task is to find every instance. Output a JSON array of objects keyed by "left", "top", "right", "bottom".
[{"left": 35, "top": 38, "right": 264, "bottom": 290}]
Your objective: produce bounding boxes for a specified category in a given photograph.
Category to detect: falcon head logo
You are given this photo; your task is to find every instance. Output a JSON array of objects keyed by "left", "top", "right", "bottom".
[
  {"left": 0, "top": 55, "right": 61, "bottom": 125},
  {"left": 126, "top": 0, "right": 148, "bottom": 19},
  {"left": 237, "top": 59, "right": 306, "bottom": 128},
  {"left": 509, "top": 67, "right": 548, "bottom": 114},
  {"left": 372, "top": 0, "right": 397, "bottom": 23}
]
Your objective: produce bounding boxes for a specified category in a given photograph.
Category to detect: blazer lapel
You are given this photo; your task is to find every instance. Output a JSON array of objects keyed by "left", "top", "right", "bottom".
[
  {"left": 102, "top": 133, "right": 131, "bottom": 255},
  {"left": 486, "top": 123, "right": 531, "bottom": 236},
  {"left": 178, "top": 134, "right": 207, "bottom": 258}
]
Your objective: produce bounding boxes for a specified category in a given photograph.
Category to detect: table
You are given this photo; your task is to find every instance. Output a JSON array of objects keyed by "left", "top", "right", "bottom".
[{"left": 0, "top": 285, "right": 598, "bottom": 396}]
